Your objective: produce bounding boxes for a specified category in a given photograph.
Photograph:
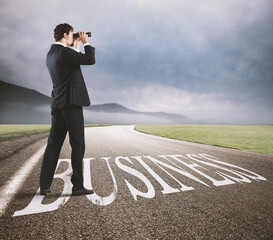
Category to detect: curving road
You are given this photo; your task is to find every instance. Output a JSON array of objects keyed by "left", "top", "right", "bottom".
[{"left": 0, "top": 125, "right": 273, "bottom": 239}]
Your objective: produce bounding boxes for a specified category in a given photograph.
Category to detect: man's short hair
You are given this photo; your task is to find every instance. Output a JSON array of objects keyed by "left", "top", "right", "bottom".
[{"left": 54, "top": 23, "right": 73, "bottom": 41}]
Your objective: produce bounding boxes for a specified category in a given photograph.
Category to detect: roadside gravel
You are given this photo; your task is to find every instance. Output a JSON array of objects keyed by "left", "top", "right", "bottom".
[{"left": 0, "top": 132, "right": 49, "bottom": 161}]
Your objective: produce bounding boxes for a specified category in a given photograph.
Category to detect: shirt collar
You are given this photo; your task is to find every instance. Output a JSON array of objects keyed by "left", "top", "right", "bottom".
[{"left": 55, "top": 42, "right": 66, "bottom": 47}]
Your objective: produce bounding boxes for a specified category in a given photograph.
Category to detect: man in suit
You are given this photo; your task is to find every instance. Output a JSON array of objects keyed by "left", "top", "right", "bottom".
[{"left": 40, "top": 23, "right": 95, "bottom": 196}]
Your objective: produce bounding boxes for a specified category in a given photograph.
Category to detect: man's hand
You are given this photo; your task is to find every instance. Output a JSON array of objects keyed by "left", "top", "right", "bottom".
[{"left": 79, "top": 31, "right": 88, "bottom": 44}]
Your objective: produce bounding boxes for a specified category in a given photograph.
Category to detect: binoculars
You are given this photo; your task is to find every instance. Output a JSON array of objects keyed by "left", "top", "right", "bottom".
[{"left": 73, "top": 32, "right": 91, "bottom": 38}]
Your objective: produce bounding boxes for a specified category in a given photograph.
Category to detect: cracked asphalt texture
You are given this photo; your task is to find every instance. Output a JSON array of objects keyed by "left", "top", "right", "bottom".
[{"left": 0, "top": 125, "right": 272, "bottom": 240}]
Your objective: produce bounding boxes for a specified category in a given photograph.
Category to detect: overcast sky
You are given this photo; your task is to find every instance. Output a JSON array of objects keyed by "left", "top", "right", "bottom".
[{"left": 0, "top": 0, "right": 272, "bottom": 123}]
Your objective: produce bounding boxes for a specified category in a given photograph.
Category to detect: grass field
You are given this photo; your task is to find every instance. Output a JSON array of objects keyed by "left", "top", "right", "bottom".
[
  {"left": 1, "top": 124, "right": 272, "bottom": 155},
  {"left": 0, "top": 124, "right": 110, "bottom": 141},
  {"left": 135, "top": 125, "right": 273, "bottom": 156},
  {"left": 0, "top": 124, "right": 51, "bottom": 140}
]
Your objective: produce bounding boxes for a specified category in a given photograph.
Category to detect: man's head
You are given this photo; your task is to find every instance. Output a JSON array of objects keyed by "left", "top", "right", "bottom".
[{"left": 54, "top": 23, "right": 74, "bottom": 46}]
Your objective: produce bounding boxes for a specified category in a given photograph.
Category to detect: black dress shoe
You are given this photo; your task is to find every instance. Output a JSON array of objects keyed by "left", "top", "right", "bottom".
[
  {"left": 40, "top": 188, "right": 51, "bottom": 195},
  {"left": 72, "top": 187, "right": 94, "bottom": 196}
]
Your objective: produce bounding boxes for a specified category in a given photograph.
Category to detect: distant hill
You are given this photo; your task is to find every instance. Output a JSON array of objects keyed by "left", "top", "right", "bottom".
[
  {"left": 0, "top": 80, "right": 51, "bottom": 123},
  {"left": 0, "top": 80, "right": 189, "bottom": 124},
  {"left": 0, "top": 80, "right": 51, "bottom": 105},
  {"left": 89, "top": 103, "right": 187, "bottom": 122},
  {"left": 90, "top": 103, "right": 137, "bottom": 114}
]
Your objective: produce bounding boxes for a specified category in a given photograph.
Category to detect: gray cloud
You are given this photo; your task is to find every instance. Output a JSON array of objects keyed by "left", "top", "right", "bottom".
[{"left": 0, "top": 0, "right": 272, "bottom": 123}]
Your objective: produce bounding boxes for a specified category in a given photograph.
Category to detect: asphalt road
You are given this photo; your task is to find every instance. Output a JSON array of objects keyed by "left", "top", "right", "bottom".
[{"left": 0, "top": 125, "right": 272, "bottom": 240}]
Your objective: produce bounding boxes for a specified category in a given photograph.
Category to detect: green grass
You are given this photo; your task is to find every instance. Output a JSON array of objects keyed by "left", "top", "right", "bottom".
[
  {"left": 0, "top": 124, "right": 111, "bottom": 141},
  {"left": 2, "top": 124, "right": 272, "bottom": 155},
  {"left": 135, "top": 125, "right": 273, "bottom": 156},
  {"left": 0, "top": 124, "right": 51, "bottom": 140}
]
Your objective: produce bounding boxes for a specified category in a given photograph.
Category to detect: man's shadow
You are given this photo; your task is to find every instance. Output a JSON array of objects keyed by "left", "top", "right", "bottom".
[{"left": 15, "top": 192, "right": 72, "bottom": 200}]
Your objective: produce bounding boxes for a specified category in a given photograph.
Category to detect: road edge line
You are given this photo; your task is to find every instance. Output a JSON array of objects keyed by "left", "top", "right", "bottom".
[{"left": 0, "top": 144, "right": 46, "bottom": 217}]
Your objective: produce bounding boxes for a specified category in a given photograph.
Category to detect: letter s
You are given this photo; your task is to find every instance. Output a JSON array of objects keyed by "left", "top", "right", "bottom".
[{"left": 115, "top": 156, "right": 155, "bottom": 201}]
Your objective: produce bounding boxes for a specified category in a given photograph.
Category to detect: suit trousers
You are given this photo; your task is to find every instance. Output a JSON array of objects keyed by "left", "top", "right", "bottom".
[{"left": 40, "top": 106, "right": 85, "bottom": 191}]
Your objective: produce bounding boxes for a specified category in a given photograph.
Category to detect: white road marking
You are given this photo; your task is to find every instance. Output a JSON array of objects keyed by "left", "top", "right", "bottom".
[
  {"left": 13, "top": 153, "right": 267, "bottom": 217},
  {"left": 13, "top": 159, "right": 73, "bottom": 217},
  {"left": 0, "top": 144, "right": 46, "bottom": 217}
]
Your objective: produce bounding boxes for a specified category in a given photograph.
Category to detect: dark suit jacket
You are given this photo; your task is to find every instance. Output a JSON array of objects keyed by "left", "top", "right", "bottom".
[{"left": 46, "top": 44, "right": 95, "bottom": 109}]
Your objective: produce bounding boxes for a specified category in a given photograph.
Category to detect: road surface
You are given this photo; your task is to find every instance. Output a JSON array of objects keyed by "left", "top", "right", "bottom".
[{"left": 0, "top": 125, "right": 272, "bottom": 239}]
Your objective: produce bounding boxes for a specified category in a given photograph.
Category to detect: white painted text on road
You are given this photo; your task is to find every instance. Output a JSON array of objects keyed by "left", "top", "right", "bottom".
[{"left": 13, "top": 153, "right": 266, "bottom": 216}]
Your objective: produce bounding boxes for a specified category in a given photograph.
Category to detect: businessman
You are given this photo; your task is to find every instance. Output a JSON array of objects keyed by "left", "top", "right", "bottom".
[{"left": 40, "top": 23, "right": 95, "bottom": 196}]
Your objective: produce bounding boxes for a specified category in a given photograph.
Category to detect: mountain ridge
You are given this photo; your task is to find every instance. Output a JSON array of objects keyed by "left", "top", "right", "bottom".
[{"left": 0, "top": 80, "right": 188, "bottom": 124}]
